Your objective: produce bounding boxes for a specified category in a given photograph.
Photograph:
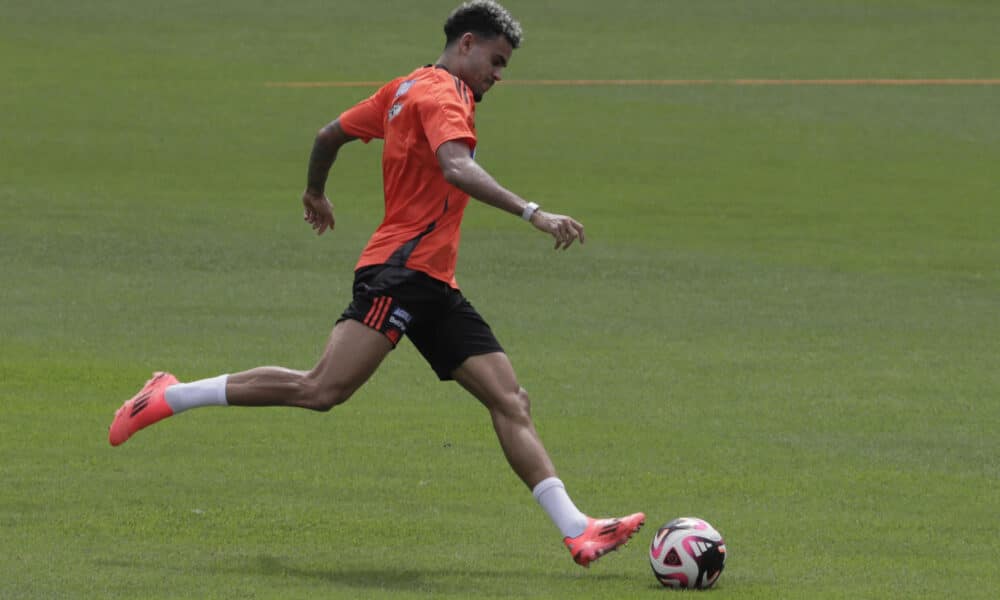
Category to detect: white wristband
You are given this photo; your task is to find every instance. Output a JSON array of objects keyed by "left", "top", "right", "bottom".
[{"left": 521, "top": 202, "right": 540, "bottom": 221}]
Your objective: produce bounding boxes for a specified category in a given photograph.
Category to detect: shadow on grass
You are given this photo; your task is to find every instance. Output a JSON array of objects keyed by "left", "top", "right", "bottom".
[
  {"left": 252, "top": 554, "right": 637, "bottom": 591},
  {"left": 95, "top": 554, "right": 640, "bottom": 595}
]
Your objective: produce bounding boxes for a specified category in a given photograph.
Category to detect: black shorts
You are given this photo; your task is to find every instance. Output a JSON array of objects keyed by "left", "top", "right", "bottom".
[{"left": 338, "top": 265, "right": 504, "bottom": 380}]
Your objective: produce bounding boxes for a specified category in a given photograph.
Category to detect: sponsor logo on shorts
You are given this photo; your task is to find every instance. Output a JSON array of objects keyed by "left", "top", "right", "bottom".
[{"left": 388, "top": 306, "right": 413, "bottom": 331}]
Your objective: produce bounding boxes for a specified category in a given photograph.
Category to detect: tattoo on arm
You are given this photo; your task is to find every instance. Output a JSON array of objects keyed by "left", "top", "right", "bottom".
[{"left": 306, "top": 134, "right": 338, "bottom": 196}]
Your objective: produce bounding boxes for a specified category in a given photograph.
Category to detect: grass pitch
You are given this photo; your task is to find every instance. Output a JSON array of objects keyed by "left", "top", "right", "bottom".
[{"left": 2, "top": 1, "right": 998, "bottom": 598}]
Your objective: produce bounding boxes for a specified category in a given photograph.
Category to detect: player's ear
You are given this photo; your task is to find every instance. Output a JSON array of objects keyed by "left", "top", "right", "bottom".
[{"left": 459, "top": 32, "right": 476, "bottom": 54}]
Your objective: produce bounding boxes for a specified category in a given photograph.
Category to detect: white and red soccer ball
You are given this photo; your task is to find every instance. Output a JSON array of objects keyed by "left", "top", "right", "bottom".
[{"left": 649, "top": 517, "right": 727, "bottom": 589}]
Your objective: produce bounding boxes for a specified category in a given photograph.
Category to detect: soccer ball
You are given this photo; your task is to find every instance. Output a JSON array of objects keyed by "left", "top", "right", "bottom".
[{"left": 649, "top": 517, "right": 727, "bottom": 589}]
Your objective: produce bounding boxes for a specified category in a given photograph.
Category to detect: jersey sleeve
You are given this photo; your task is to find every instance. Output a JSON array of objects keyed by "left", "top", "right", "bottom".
[
  {"left": 418, "top": 85, "right": 477, "bottom": 155},
  {"left": 338, "top": 82, "right": 394, "bottom": 143}
]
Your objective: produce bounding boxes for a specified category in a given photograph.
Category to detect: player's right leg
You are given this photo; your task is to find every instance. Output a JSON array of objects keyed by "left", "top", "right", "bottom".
[
  {"left": 108, "top": 319, "right": 392, "bottom": 446},
  {"left": 451, "top": 352, "right": 645, "bottom": 568},
  {"left": 562, "top": 513, "right": 647, "bottom": 568}
]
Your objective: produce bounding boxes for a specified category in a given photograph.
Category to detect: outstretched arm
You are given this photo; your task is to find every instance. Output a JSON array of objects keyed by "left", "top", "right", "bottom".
[
  {"left": 303, "top": 119, "right": 357, "bottom": 236},
  {"left": 436, "top": 140, "right": 585, "bottom": 250}
]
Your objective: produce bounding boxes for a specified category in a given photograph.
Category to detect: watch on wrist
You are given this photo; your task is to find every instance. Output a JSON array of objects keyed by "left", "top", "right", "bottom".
[{"left": 521, "top": 202, "right": 540, "bottom": 221}]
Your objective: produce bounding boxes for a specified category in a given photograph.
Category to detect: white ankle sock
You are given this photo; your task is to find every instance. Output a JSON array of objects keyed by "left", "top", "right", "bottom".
[
  {"left": 164, "top": 374, "right": 229, "bottom": 414},
  {"left": 532, "top": 477, "right": 589, "bottom": 539}
]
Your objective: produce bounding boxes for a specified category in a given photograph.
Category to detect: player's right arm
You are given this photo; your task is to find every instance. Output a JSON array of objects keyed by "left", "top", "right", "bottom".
[
  {"left": 303, "top": 118, "right": 357, "bottom": 236},
  {"left": 303, "top": 81, "right": 394, "bottom": 235}
]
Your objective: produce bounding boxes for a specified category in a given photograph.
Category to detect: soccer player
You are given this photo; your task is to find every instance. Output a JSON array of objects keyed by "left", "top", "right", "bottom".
[{"left": 109, "top": 0, "right": 643, "bottom": 567}]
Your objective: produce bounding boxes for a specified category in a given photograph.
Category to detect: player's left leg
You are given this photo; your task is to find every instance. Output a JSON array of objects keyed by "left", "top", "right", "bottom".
[{"left": 109, "top": 319, "right": 393, "bottom": 446}]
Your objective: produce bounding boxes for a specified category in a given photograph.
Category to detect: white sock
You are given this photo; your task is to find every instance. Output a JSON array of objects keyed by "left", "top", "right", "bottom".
[
  {"left": 532, "top": 477, "right": 589, "bottom": 539},
  {"left": 164, "top": 374, "right": 229, "bottom": 414}
]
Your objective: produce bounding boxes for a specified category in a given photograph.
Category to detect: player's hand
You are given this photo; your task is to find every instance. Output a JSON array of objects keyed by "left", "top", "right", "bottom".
[
  {"left": 302, "top": 189, "right": 335, "bottom": 235},
  {"left": 530, "top": 210, "right": 585, "bottom": 250}
]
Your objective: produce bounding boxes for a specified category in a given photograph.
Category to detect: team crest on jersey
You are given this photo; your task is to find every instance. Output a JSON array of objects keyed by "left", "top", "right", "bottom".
[
  {"left": 388, "top": 102, "right": 404, "bottom": 121},
  {"left": 395, "top": 80, "right": 415, "bottom": 98}
]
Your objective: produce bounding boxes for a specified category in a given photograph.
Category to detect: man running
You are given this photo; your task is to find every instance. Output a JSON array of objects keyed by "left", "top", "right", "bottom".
[{"left": 110, "top": 0, "right": 643, "bottom": 568}]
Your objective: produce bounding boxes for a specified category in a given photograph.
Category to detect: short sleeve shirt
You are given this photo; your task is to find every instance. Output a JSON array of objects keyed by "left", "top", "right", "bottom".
[{"left": 338, "top": 65, "right": 478, "bottom": 288}]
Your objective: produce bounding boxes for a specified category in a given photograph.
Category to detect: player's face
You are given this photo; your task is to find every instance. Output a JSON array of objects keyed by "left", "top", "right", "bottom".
[{"left": 462, "top": 34, "right": 512, "bottom": 102}]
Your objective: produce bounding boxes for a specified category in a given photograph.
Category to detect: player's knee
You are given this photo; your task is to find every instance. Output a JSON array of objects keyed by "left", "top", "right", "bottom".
[
  {"left": 300, "top": 377, "right": 352, "bottom": 412},
  {"left": 499, "top": 386, "right": 532, "bottom": 422}
]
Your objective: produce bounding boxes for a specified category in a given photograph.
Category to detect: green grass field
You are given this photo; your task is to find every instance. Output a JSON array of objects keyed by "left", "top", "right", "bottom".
[{"left": 2, "top": 1, "right": 998, "bottom": 598}]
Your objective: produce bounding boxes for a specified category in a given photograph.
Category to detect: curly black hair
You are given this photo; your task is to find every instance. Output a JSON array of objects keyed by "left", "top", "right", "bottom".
[{"left": 444, "top": 1, "right": 523, "bottom": 49}]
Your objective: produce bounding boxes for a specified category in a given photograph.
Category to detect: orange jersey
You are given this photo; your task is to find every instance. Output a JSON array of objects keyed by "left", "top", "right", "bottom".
[{"left": 338, "top": 65, "right": 477, "bottom": 288}]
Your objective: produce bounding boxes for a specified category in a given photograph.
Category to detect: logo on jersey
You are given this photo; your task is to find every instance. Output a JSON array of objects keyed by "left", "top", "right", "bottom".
[
  {"left": 388, "top": 102, "right": 404, "bottom": 121},
  {"left": 395, "top": 80, "right": 415, "bottom": 98}
]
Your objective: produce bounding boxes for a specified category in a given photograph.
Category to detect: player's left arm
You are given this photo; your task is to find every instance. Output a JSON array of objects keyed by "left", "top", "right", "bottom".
[{"left": 436, "top": 140, "right": 585, "bottom": 250}]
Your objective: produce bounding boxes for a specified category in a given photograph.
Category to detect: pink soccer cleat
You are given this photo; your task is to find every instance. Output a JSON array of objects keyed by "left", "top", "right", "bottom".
[
  {"left": 564, "top": 512, "right": 646, "bottom": 567},
  {"left": 108, "top": 372, "right": 178, "bottom": 446}
]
